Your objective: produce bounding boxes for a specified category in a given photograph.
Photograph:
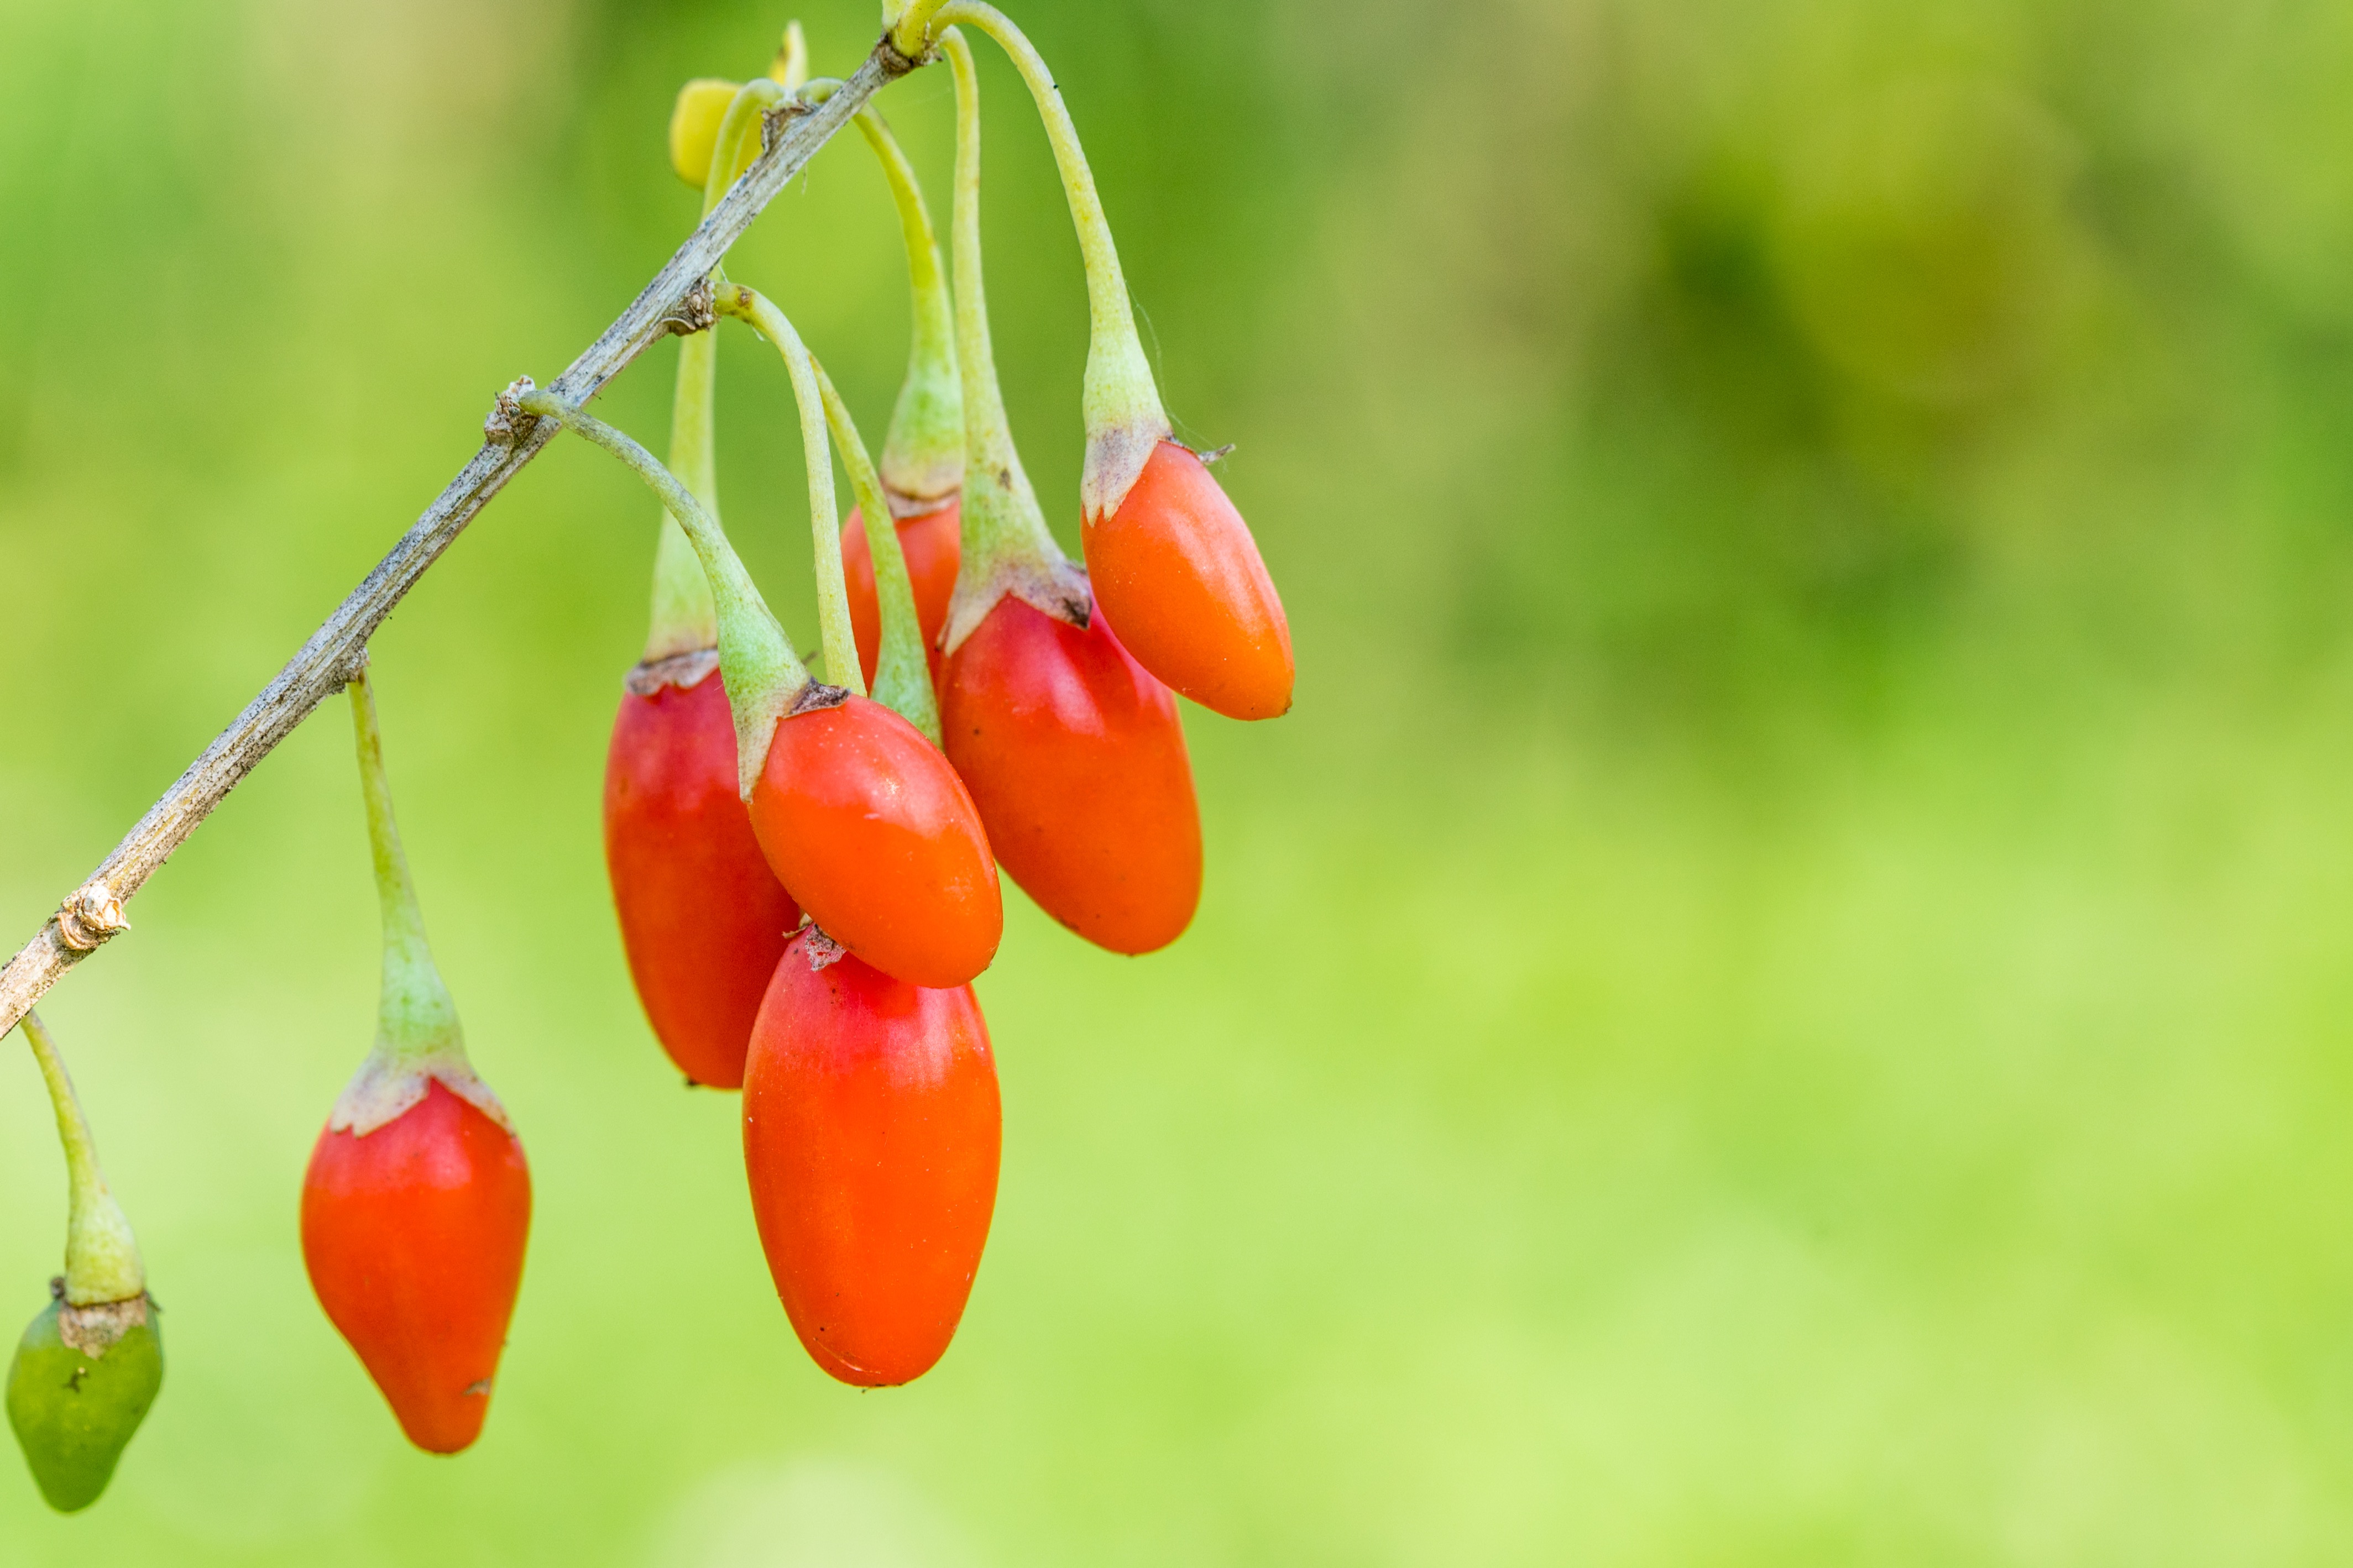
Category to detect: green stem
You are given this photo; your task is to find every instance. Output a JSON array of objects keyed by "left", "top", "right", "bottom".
[
  {"left": 702, "top": 78, "right": 789, "bottom": 219},
  {"left": 813, "top": 359, "right": 943, "bottom": 744},
  {"left": 18, "top": 1013, "right": 144, "bottom": 1307},
  {"left": 887, "top": 0, "right": 948, "bottom": 60},
  {"left": 644, "top": 330, "right": 721, "bottom": 662},
  {"left": 646, "top": 77, "right": 790, "bottom": 663},
  {"left": 349, "top": 667, "right": 464, "bottom": 1069},
  {"left": 934, "top": 29, "right": 1088, "bottom": 652},
  {"left": 943, "top": 30, "right": 1063, "bottom": 580},
  {"left": 803, "top": 78, "right": 964, "bottom": 508},
  {"left": 524, "top": 392, "right": 812, "bottom": 798},
  {"left": 929, "top": 2, "right": 1168, "bottom": 518},
  {"left": 712, "top": 284, "right": 865, "bottom": 699}
]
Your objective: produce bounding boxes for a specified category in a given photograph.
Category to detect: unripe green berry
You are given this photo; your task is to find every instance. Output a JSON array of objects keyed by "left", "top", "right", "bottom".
[{"left": 6, "top": 1286, "right": 163, "bottom": 1513}]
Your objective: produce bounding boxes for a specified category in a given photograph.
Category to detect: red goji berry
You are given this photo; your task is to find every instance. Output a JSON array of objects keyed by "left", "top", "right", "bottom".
[
  {"left": 748, "top": 691, "right": 1000, "bottom": 989},
  {"left": 742, "top": 927, "right": 1000, "bottom": 1387},
  {"left": 604, "top": 654, "right": 801, "bottom": 1088},
  {"left": 1085, "top": 442, "right": 1294, "bottom": 722},
  {"left": 943, "top": 595, "right": 1200, "bottom": 953},
  {"left": 301, "top": 1081, "right": 530, "bottom": 1453}
]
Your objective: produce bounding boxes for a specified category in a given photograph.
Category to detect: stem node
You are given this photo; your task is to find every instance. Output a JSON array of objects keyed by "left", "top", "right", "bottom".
[
  {"left": 663, "top": 277, "right": 718, "bottom": 337},
  {"left": 483, "top": 376, "right": 541, "bottom": 447},
  {"left": 53, "top": 889, "right": 128, "bottom": 955}
]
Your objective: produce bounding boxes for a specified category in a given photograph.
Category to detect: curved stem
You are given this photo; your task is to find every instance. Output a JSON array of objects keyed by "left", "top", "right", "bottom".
[
  {"left": 812, "top": 359, "right": 943, "bottom": 744},
  {"left": 887, "top": 0, "right": 949, "bottom": 60},
  {"left": 712, "top": 284, "right": 865, "bottom": 699},
  {"left": 644, "top": 329, "right": 723, "bottom": 661},
  {"left": 19, "top": 1012, "right": 144, "bottom": 1306},
  {"left": 646, "top": 78, "right": 792, "bottom": 662},
  {"left": 930, "top": 2, "right": 1168, "bottom": 518},
  {"left": 524, "top": 391, "right": 813, "bottom": 797},
  {"left": 702, "top": 78, "right": 791, "bottom": 221},
  {"left": 860, "top": 106, "right": 964, "bottom": 508},
  {"left": 348, "top": 665, "right": 464, "bottom": 1066},
  {"left": 804, "top": 78, "right": 964, "bottom": 508},
  {"left": 935, "top": 29, "right": 1086, "bottom": 651}
]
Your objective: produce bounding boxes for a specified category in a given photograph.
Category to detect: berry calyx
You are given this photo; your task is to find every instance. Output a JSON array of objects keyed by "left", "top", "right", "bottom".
[
  {"left": 1088, "top": 442, "right": 1294, "bottom": 720},
  {"left": 6, "top": 1011, "right": 161, "bottom": 1513},
  {"left": 742, "top": 925, "right": 1000, "bottom": 1386},
  {"left": 302, "top": 666, "right": 530, "bottom": 1455}
]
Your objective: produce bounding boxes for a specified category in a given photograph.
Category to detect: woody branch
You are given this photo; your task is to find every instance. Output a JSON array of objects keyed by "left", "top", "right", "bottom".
[{"left": 0, "top": 36, "right": 923, "bottom": 1041}]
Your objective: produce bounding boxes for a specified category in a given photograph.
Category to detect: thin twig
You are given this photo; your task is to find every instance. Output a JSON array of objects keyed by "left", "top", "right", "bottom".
[{"left": 0, "top": 38, "right": 921, "bottom": 1041}]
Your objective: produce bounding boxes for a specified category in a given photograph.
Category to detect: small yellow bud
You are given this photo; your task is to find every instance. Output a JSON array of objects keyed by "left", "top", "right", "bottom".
[{"left": 668, "top": 78, "right": 744, "bottom": 189}]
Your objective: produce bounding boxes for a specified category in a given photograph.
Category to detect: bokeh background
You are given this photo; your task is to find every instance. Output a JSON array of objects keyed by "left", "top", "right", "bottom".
[{"left": 8, "top": 0, "right": 2353, "bottom": 1560}]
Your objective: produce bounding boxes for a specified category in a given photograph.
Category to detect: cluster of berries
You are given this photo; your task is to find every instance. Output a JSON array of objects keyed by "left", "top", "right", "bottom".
[
  {"left": 4, "top": 2, "right": 1286, "bottom": 1509},
  {"left": 599, "top": 6, "right": 1290, "bottom": 1397}
]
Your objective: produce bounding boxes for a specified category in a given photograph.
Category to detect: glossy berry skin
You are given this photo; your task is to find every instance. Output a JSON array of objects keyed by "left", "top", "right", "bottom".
[
  {"left": 943, "top": 595, "right": 1201, "bottom": 953},
  {"left": 301, "top": 1082, "right": 531, "bottom": 1455},
  {"left": 749, "top": 694, "right": 1001, "bottom": 989},
  {"left": 605, "top": 662, "right": 801, "bottom": 1088},
  {"left": 742, "top": 930, "right": 1000, "bottom": 1387},
  {"left": 1085, "top": 440, "right": 1294, "bottom": 721},
  {"left": 843, "top": 499, "right": 961, "bottom": 690}
]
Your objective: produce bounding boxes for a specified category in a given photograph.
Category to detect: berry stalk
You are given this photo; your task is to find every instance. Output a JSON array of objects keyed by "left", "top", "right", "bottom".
[
  {"left": 334, "top": 664, "right": 510, "bottom": 1135},
  {"left": 646, "top": 76, "right": 793, "bottom": 661},
  {"left": 8, "top": 1010, "right": 161, "bottom": 1514},
  {"left": 812, "top": 359, "right": 941, "bottom": 743},
  {"left": 711, "top": 285, "right": 865, "bottom": 702},
  {"left": 522, "top": 393, "right": 814, "bottom": 798},
  {"left": 16, "top": 1013, "right": 142, "bottom": 1309},
  {"left": 927, "top": 3, "right": 1169, "bottom": 521},
  {"left": 938, "top": 27, "right": 1089, "bottom": 654},
  {"left": 791, "top": 82, "right": 965, "bottom": 510}
]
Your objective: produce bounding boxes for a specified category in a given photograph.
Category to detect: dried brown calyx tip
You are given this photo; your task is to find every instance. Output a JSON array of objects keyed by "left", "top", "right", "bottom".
[
  {"left": 663, "top": 277, "right": 717, "bottom": 338},
  {"left": 759, "top": 95, "right": 814, "bottom": 159},
  {"left": 624, "top": 648, "right": 722, "bottom": 697},
  {"left": 788, "top": 681, "right": 853, "bottom": 717},
  {"left": 483, "top": 376, "right": 541, "bottom": 446},
  {"left": 801, "top": 924, "right": 848, "bottom": 971},
  {"left": 59, "top": 1292, "right": 152, "bottom": 1359},
  {"left": 54, "top": 885, "right": 128, "bottom": 954},
  {"left": 886, "top": 486, "right": 960, "bottom": 521}
]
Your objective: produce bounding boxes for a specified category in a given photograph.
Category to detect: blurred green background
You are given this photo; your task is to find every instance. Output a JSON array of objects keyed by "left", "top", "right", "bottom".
[{"left": 8, "top": 0, "right": 2353, "bottom": 1560}]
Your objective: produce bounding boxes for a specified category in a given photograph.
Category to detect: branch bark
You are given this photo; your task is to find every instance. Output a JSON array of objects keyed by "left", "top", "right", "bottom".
[{"left": 0, "top": 40, "right": 918, "bottom": 1041}]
